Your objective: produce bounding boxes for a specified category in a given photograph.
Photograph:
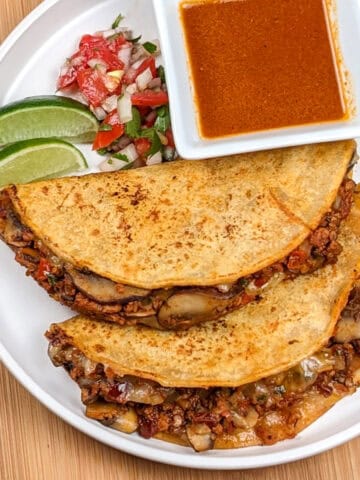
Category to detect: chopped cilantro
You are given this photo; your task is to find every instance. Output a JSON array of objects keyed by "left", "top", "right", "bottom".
[
  {"left": 129, "top": 35, "right": 142, "bottom": 44},
  {"left": 157, "top": 65, "right": 166, "bottom": 84},
  {"left": 96, "top": 148, "right": 108, "bottom": 156},
  {"left": 113, "top": 153, "right": 130, "bottom": 162},
  {"left": 154, "top": 105, "right": 170, "bottom": 133},
  {"left": 140, "top": 128, "right": 162, "bottom": 155},
  {"left": 46, "top": 273, "right": 58, "bottom": 287},
  {"left": 99, "top": 123, "right": 113, "bottom": 132},
  {"left": 112, "top": 14, "right": 124, "bottom": 29},
  {"left": 143, "top": 41, "right": 157, "bottom": 54},
  {"left": 125, "top": 107, "right": 141, "bottom": 138}
]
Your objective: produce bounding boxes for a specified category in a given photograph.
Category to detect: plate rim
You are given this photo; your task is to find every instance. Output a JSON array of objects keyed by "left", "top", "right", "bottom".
[{"left": 0, "top": 0, "right": 359, "bottom": 470}]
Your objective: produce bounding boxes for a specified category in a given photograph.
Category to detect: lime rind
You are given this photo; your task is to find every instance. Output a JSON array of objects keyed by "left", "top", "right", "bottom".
[
  {"left": 0, "top": 95, "right": 99, "bottom": 145},
  {"left": 0, "top": 138, "right": 88, "bottom": 188}
]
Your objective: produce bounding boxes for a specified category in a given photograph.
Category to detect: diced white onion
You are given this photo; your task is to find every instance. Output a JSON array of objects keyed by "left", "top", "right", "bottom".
[
  {"left": 117, "top": 92, "right": 133, "bottom": 123},
  {"left": 148, "top": 77, "right": 162, "bottom": 89},
  {"left": 60, "top": 64, "right": 71, "bottom": 76},
  {"left": 101, "top": 28, "right": 116, "bottom": 38},
  {"left": 71, "top": 55, "right": 85, "bottom": 67},
  {"left": 71, "top": 91, "right": 89, "bottom": 106},
  {"left": 88, "top": 58, "right": 107, "bottom": 70},
  {"left": 99, "top": 144, "right": 138, "bottom": 172},
  {"left": 216, "top": 284, "right": 233, "bottom": 293},
  {"left": 99, "top": 158, "right": 130, "bottom": 172},
  {"left": 146, "top": 151, "right": 162, "bottom": 166},
  {"left": 136, "top": 67, "right": 153, "bottom": 91},
  {"left": 91, "top": 105, "right": 107, "bottom": 121},
  {"left": 163, "top": 146, "right": 177, "bottom": 162},
  {"left": 120, "top": 143, "right": 139, "bottom": 163},
  {"left": 101, "top": 95, "right": 118, "bottom": 113},
  {"left": 131, "top": 58, "right": 144, "bottom": 70},
  {"left": 99, "top": 159, "right": 117, "bottom": 172},
  {"left": 115, "top": 26, "right": 131, "bottom": 35},
  {"left": 125, "top": 83, "right": 138, "bottom": 95},
  {"left": 118, "top": 45, "right": 132, "bottom": 69},
  {"left": 130, "top": 45, "right": 147, "bottom": 64}
]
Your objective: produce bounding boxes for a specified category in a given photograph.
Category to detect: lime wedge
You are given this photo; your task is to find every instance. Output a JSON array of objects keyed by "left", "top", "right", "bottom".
[
  {"left": 0, "top": 96, "right": 99, "bottom": 145},
  {"left": 0, "top": 138, "right": 88, "bottom": 188}
]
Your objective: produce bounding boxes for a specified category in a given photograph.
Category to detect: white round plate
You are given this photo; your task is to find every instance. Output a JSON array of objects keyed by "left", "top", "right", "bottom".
[{"left": 0, "top": 0, "right": 359, "bottom": 470}]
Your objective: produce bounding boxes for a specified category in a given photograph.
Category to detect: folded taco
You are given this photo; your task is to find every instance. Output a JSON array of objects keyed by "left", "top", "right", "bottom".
[
  {"left": 1, "top": 141, "right": 357, "bottom": 329},
  {"left": 45, "top": 198, "right": 360, "bottom": 450}
]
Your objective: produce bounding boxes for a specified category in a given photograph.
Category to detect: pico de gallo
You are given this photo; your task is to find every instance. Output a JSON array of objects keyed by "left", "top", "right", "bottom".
[{"left": 57, "top": 14, "right": 176, "bottom": 170}]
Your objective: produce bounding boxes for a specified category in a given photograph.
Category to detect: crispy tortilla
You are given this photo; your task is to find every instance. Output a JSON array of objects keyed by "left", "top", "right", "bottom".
[
  {"left": 6, "top": 140, "right": 355, "bottom": 289},
  {"left": 49, "top": 193, "right": 360, "bottom": 388}
]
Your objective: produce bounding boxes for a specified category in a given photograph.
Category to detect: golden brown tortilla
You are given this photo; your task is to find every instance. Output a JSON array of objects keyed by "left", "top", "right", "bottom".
[
  {"left": 6, "top": 140, "right": 355, "bottom": 289},
  {"left": 49, "top": 193, "right": 360, "bottom": 388}
]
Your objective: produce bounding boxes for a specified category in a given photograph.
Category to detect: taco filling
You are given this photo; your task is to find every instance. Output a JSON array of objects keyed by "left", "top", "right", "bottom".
[
  {"left": 46, "top": 287, "right": 360, "bottom": 451},
  {"left": 0, "top": 178, "right": 355, "bottom": 329}
]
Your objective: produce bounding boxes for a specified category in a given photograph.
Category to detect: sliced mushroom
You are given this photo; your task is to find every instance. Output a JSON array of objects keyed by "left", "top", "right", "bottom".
[
  {"left": 231, "top": 407, "right": 259, "bottom": 429},
  {"left": 48, "top": 343, "right": 65, "bottom": 367},
  {"left": 86, "top": 402, "right": 138, "bottom": 433},
  {"left": 2, "top": 212, "right": 28, "bottom": 247},
  {"left": 126, "top": 379, "right": 172, "bottom": 405},
  {"left": 110, "top": 407, "right": 138, "bottom": 433},
  {"left": 157, "top": 290, "right": 233, "bottom": 329},
  {"left": 66, "top": 265, "right": 150, "bottom": 304},
  {"left": 186, "top": 423, "right": 214, "bottom": 452},
  {"left": 132, "top": 315, "right": 163, "bottom": 329},
  {"left": 334, "top": 316, "right": 360, "bottom": 344}
]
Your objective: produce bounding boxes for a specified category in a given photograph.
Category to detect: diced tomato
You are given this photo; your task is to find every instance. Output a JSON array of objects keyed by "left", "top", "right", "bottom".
[
  {"left": 93, "top": 124, "right": 124, "bottom": 150},
  {"left": 57, "top": 65, "right": 77, "bottom": 89},
  {"left": 134, "top": 137, "right": 151, "bottom": 156},
  {"left": 131, "top": 90, "right": 169, "bottom": 107},
  {"left": 92, "top": 48, "right": 124, "bottom": 71},
  {"left": 77, "top": 68, "right": 109, "bottom": 106},
  {"left": 136, "top": 106, "right": 151, "bottom": 118},
  {"left": 122, "top": 57, "right": 157, "bottom": 85},
  {"left": 79, "top": 34, "right": 107, "bottom": 49},
  {"left": 105, "top": 110, "right": 121, "bottom": 126},
  {"left": 241, "top": 292, "right": 256, "bottom": 305},
  {"left": 77, "top": 34, "right": 124, "bottom": 71},
  {"left": 165, "top": 128, "right": 175, "bottom": 148},
  {"left": 93, "top": 110, "right": 125, "bottom": 150},
  {"left": 107, "top": 35, "right": 128, "bottom": 53},
  {"left": 36, "top": 258, "right": 51, "bottom": 282},
  {"left": 141, "top": 57, "right": 157, "bottom": 78},
  {"left": 253, "top": 276, "right": 269, "bottom": 288}
]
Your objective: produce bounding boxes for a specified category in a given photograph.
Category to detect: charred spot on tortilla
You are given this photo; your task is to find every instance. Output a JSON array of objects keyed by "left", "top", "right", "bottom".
[{"left": 0, "top": 141, "right": 357, "bottom": 329}]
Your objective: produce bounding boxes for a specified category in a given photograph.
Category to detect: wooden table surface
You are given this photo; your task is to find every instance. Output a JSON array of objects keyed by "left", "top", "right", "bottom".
[{"left": 0, "top": 1, "right": 359, "bottom": 479}]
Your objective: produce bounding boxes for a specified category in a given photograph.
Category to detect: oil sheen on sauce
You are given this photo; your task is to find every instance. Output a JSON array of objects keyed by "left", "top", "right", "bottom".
[{"left": 180, "top": 0, "right": 347, "bottom": 139}]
